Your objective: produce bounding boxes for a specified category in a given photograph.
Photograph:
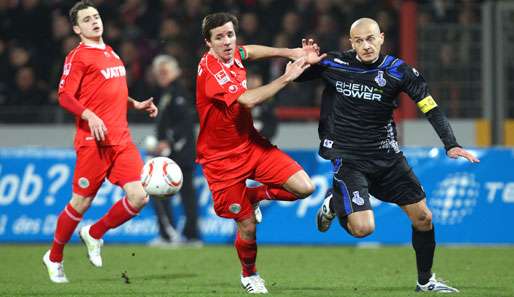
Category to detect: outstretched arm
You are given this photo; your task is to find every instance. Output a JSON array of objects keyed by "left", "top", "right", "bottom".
[
  {"left": 237, "top": 57, "right": 310, "bottom": 108},
  {"left": 245, "top": 39, "right": 326, "bottom": 63},
  {"left": 425, "top": 106, "right": 480, "bottom": 163}
]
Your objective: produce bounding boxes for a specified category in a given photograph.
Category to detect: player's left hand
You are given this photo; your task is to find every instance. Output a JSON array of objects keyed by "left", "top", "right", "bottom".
[
  {"left": 298, "top": 38, "right": 327, "bottom": 64},
  {"left": 447, "top": 147, "right": 480, "bottom": 163},
  {"left": 135, "top": 97, "right": 158, "bottom": 118},
  {"left": 290, "top": 38, "right": 326, "bottom": 65}
]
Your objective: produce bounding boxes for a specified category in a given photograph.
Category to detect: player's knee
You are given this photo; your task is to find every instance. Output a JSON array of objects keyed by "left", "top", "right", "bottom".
[
  {"left": 238, "top": 222, "right": 256, "bottom": 239},
  {"left": 413, "top": 209, "right": 432, "bottom": 230},
  {"left": 126, "top": 190, "right": 149, "bottom": 209},
  {"left": 349, "top": 222, "right": 375, "bottom": 238},
  {"left": 296, "top": 179, "right": 315, "bottom": 199},
  {"left": 70, "top": 194, "right": 93, "bottom": 214}
]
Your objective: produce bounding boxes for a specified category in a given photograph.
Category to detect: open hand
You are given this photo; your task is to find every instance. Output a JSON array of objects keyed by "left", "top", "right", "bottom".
[
  {"left": 291, "top": 38, "right": 327, "bottom": 64},
  {"left": 82, "top": 109, "right": 107, "bottom": 141},
  {"left": 447, "top": 147, "right": 480, "bottom": 163},
  {"left": 134, "top": 97, "right": 158, "bottom": 118},
  {"left": 283, "top": 57, "right": 310, "bottom": 82}
]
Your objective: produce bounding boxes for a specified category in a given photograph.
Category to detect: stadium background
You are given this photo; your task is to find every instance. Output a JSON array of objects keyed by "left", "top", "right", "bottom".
[
  {"left": 1, "top": 1, "right": 514, "bottom": 296},
  {"left": 1, "top": 0, "right": 513, "bottom": 244}
]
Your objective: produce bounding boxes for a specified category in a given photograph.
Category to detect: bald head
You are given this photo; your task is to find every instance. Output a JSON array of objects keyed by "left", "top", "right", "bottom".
[
  {"left": 349, "top": 18, "right": 384, "bottom": 63},
  {"left": 350, "top": 18, "right": 381, "bottom": 37}
]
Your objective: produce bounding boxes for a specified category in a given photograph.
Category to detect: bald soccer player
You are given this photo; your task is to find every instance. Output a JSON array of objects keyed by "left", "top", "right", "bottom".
[{"left": 296, "top": 18, "right": 479, "bottom": 293}]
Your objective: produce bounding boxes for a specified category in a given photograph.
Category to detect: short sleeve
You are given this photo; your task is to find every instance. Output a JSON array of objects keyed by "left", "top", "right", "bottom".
[
  {"left": 58, "top": 54, "right": 86, "bottom": 96},
  {"left": 238, "top": 46, "right": 247, "bottom": 61}
]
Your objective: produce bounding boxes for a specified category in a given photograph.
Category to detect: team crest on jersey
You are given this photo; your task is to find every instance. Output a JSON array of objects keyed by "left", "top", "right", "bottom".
[
  {"left": 323, "top": 139, "right": 334, "bottom": 148},
  {"left": 352, "top": 191, "right": 365, "bottom": 206},
  {"left": 229, "top": 203, "right": 241, "bottom": 214},
  {"left": 63, "top": 63, "right": 71, "bottom": 76},
  {"left": 374, "top": 71, "right": 387, "bottom": 87},
  {"left": 228, "top": 84, "right": 238, "bottom": 93},
  {"left": 78, "top": 177, "right": 90, "bottom": 189},
  {"left": 104, "top": 51, "right": 110, "bottom": 58},
  {"left": 215, "top": 70, "right": 230, "bottom": 85}
]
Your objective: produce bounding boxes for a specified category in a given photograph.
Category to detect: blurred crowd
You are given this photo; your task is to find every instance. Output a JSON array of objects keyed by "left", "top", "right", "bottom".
[{"left": 0, "top": 0, "right": 482, "bottom": 122}]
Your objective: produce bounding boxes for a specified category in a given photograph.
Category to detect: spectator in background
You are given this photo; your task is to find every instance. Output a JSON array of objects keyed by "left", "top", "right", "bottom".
[
  {"left": 0, "top": 39, "right": 8, "bottom": 105},
  {"left": 119, "top": 39, "right": 146, "bottom": 100},
  {"left": 314, "top": 14, "right": 338, "bottom": 51},
  {"left": 9, "top": 66, "right": 47, "bottom": 106},
  {"left": 247, "top": 71, "right": 278, "bottom": 140},
  {"left": 281, "top": 12, "right": 303, "bottom": 47},
  {"left": 148, "top": 54, "right": 200, "bottom": 246}
]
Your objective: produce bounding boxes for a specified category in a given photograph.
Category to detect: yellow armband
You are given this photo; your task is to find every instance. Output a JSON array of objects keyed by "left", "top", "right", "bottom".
[{"left": 417, "top": 96, "right": 438, "bottom": 114}]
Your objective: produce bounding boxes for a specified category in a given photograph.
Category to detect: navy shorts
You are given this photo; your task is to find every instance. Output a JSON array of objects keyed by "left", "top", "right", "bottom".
[{"left": 331, "top": 154, "right": 426, "bottom": 217}]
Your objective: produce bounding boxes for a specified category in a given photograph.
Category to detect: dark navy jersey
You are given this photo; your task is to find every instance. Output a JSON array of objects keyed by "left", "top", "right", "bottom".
[{"left": 297, "top": 50, "right": 436, "bottom": 160}]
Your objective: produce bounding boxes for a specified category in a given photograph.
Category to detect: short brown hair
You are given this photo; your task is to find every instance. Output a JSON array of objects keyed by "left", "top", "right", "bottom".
[
  {"left": 202, "top": 12, "right": 238, "bottom": 41},
  {"left": 69, "top": 0, "right": 96, "bottom": 26}
]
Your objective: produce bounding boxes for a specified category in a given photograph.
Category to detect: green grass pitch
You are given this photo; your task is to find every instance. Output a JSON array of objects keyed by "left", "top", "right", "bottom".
[{"left": 1, "top": 244, "right": 513, "bottom": 296}]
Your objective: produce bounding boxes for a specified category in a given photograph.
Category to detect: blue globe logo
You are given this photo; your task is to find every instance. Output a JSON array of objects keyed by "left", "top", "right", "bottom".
[{"left": 429, "top": 173, "right": 480, "bottom": 225}]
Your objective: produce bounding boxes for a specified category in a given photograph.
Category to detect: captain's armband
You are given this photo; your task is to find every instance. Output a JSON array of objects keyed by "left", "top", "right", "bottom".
[{"left": 417, "top": 96, "right": 438, "bottom": 114}]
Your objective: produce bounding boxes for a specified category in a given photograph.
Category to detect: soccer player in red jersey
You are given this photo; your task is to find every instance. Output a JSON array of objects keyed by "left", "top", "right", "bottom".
[
  {"left": 197, "top": 13, "right": 326, "bottom": 293},
  {"left": 42, "top": 1, "right": 158, "bottom": 283}
]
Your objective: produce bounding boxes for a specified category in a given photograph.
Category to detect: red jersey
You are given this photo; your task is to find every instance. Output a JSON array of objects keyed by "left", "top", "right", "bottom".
[
  {"left": 58, "top": 43, "right": 131, "bottom": 148},
  {"left": 196, "top": 46, "right": 261, "bottom": 164}
]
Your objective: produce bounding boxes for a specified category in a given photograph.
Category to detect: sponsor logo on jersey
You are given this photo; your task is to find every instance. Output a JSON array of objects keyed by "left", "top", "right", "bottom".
[
  {"left": 214, "top": 70, "right": 230, "bottom": 85},
  {"left": 412, "top": 68, "right": 420, "bottom": 77},
  {"left": 335, "top": 81, "right": 383, "bottom": 101},
  {"left": 374, "top": 70, "right": 387, "bottom": 87},
  {"left": 229, "top": 203, "right": 241, "bottom": 214},
  {"left": 63, "top": 63, "right": 71, "bottom": 76},
  {"left": 352, "top": 191, "right": 365, "bottom": 206},
  {"left": 78, "top": 177, "right": 90, "bottom": 189},
  {"left": 103, "top": 51, "right": 110, "bottom": 58},
  {"left": 333, "top": 58, "right": 348, "bottom": 65},
  {"left": 100, "top": 66, "right": 126, "bottom": 79},
  {"left": 323, "top": 139, "right": 334, "bottom": 148}
]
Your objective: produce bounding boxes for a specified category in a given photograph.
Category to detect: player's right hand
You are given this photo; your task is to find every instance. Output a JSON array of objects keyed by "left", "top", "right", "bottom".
[
  {"left": 283, "top": 57, "right": 310, "bottom": 82},
  {"left": 82, "top": 109, "right": 107, "bottom": 141}
]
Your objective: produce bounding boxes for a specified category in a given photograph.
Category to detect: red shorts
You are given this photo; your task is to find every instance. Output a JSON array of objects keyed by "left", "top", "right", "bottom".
[
  {"left": 72, "top": 143, "right": 144, "bottom": 197},
  {"left": 202, "top": 142, "right": 302, "bottom": 221}
]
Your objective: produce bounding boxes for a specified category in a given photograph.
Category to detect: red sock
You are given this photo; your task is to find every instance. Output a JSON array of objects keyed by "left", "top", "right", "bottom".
[
  {"left": 89, "top": 197, "right": 139, "bottom": 239},
  {"left": 50, "top": 203, "right": 82, "bottom": 262},
  {"left": 235, "top": 232, "right": 257, "bottom": 277},
  {"left": 247, "top": 185, "right": 297, "bottom": 204}
]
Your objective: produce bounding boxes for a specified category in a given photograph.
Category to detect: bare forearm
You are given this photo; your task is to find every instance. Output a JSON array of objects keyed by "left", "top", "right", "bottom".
[
  {"left": 127, "top": 96, "right": 137, "bottom": 109},
  {"left": 238, "top": 76, "right": 288, "bottom": 108},
  {"left": 245, "top": 45, "right": 296, "bottom": 61}
]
